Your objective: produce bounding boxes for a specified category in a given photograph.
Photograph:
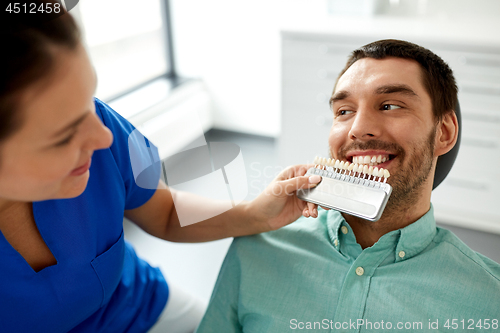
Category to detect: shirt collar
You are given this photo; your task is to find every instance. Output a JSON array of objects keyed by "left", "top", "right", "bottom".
[
  {"left": 325, "top": 204, "right": 437, "bottom": 261},
  {"left": 392, "top": 204, "right": 437, "bottom": 262}
]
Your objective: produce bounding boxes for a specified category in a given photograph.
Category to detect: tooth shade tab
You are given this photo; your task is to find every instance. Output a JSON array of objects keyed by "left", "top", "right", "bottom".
[
  {"left": 348, "top": 163, "right": 354, "bottom": 171},
  {"left": 362, "top": 165, "right": 369, "bottom": 174},
  {"left": 383, "top": 169, "right": 390, "bottom": 178},
  {"left": 373, "top": 167, "right": 379, "bottom": 177},
  {"left": 368, "top": 166, "right": 374, "bottom": 176}
]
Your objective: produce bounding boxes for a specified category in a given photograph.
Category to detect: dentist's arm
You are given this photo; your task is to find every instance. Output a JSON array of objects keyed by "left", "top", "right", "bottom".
[{"left": 124, "top": 164, "right": 321, "bottom": 242}]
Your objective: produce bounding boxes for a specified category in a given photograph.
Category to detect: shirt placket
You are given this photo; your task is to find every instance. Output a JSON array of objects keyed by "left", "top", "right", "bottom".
[{"left": 332, "top": 231, "right": 395, "bottom": 333}]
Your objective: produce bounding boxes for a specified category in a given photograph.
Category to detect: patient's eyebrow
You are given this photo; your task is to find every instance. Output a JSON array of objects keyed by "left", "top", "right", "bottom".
[
  {"left": 375, "top": 84, "right": 420, "bottom": 99},
  {"left": 329, "top": 90, "right": 350, "bottom": 106}
]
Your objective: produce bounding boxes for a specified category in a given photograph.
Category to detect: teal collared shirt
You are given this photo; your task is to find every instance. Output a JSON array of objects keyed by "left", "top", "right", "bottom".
[{"left": 197, "top": 206, "right": 500, "bottom": 332}]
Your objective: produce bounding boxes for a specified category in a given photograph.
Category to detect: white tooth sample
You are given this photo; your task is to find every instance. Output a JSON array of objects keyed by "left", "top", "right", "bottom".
[
  {"left": 384, "top": 169, "right": 390, "bottom": 179},
  {"left": 339, "top": 161, "right": 345, "bottom": 170},
  {"left": 353, "top": 163, "right": 359, "bottom": 173},
  {"left": 377, "top": 155, "right": 382, "bottom": 163},
  {"left": 343, "top": 161, "right": 350, "bottom": 171},
  {"left": 327, "top": 158, "right": 332, "bottom": 166},
  {"left": 315, "top": 156, "right": 320, "bottom": 164},
  {"left": 371, "top": 156, "right": 377, "bottom": 163},
  {"left": 362, "top": 165, "right": 369, "bottom": 174},
  {"left": 368, "top": 166, "right": 374, "bottom": 176},
  {"left": 373, "top": 167, "right": 379, "bottom": 177},
  {"left": 363, "top": 156, "right": 371, "bottom": 164},
  {"left": 379, "top": 168, "right": 385, "bottom": 178},
  {"left": 334, "top": 160, "right": 340, "bottom": 168},
  {"left": 347, "top": 163, "right": 354, "bottom": 171}
]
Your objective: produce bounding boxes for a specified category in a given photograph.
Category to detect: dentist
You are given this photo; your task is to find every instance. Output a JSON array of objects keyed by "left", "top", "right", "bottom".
[{"left": 0, "top": 4, "right": 321, "bottom": 333}]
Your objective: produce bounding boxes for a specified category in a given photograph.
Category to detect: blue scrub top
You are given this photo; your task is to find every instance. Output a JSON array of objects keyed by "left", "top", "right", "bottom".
[{"left": 0, "top": 98, "right": 169, "bottom": 332}]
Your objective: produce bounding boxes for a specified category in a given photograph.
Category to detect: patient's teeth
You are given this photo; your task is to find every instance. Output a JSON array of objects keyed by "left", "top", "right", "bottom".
[
  {"left": 377, "top": 155, "right": 382, "bottom": 163},
  {"left": 371, "top": 156, "right": 377, "bottom": 163},
  {"left": 363, "top": 156, "right": 370, "bottom": 164},
  {"left": 381, "top": 156, "right": 387, "bottom": 163}
]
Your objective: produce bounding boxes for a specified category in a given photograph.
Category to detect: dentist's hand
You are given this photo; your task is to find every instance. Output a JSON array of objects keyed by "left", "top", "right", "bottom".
[{"left": 248, "top": 164, "right": 323, "bottom": 232}]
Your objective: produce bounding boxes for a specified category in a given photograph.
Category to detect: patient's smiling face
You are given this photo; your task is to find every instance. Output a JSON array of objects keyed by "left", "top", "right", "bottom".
[{"left": 328, "top": 57, "right": 438, "bottom": 209}]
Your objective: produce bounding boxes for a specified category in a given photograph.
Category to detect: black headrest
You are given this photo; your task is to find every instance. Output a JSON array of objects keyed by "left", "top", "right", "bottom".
[{"left": 433, "top": 101, "right": 461, "bottom": 190}]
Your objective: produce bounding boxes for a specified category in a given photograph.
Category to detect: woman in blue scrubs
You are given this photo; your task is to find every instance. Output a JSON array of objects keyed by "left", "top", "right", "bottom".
[{"left": 0, "top": 3, "right": 321, "bottom": 333}]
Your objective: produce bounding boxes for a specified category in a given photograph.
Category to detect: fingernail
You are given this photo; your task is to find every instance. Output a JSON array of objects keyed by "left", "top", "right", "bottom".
[{"left": 309, "top": 175, "right": 321, "bottom": 184}]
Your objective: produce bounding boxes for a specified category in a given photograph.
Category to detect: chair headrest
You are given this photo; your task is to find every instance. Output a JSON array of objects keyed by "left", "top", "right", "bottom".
[{"left": 433, "top": 100, "right": 461, "bottom": 190}]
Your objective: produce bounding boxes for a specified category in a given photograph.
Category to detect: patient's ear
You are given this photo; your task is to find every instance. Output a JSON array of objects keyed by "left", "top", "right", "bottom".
[{"left": 434, "top": 111, "right": 458, "bottom": 157}]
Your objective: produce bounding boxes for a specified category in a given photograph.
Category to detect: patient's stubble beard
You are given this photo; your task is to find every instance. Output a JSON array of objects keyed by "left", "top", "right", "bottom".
[
  {"left": 333, "top": 125, "right": 436, "bottom": 217},
  {"left": 383, "top": 126, "right": 436, "bottom": 215}
]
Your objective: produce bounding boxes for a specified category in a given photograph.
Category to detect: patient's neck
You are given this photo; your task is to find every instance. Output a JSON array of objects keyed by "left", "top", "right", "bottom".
[{"left": 342, "top": 187, "right": 432, "bottom": 249}]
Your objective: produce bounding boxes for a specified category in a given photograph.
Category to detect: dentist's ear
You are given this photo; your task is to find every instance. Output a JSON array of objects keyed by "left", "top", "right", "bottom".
[{"left": 434, "top": 111, "right": 459, "bottom": 157}]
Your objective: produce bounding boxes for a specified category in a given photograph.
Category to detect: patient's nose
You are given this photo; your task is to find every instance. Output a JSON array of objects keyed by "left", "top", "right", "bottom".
[{"left": 348, "top": 107, "right": 382, "bottom": 140}]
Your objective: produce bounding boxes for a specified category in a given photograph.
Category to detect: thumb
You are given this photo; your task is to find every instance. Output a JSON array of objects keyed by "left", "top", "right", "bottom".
[{"left": 273, "top": 174, "right": 322, "bottom": 197}]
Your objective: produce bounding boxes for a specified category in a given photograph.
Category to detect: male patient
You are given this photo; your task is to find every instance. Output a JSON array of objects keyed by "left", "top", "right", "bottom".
[{"left": 196, "top": 40, "right": 500, "bottom": 332}]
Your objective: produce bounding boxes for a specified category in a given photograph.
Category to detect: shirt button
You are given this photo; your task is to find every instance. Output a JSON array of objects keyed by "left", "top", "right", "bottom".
[
  {"left": 355, "top": 267, "right": 364, "bottom": 276},
  {"left": 334, "top": 239, "right": 339, "bottom": 247},
  {"left": 398, "top": 250, "right": 406, "bottom": 258},
  {"left": 341, "top": 226, "right": 348, "bottom": 234}
]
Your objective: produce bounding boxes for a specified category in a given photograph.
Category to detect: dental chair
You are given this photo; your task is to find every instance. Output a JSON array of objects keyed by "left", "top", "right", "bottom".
[{"left": 433, "top": 101, "right": 461, "bottom": 189}]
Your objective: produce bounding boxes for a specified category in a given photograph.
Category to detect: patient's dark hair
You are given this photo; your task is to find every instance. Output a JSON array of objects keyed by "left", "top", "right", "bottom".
[
  {"left": 332, "top": 39, "right": 458, "bottom": 122},
  {"left": 0, "top": 0, "right": 80, "bottom": 143}
]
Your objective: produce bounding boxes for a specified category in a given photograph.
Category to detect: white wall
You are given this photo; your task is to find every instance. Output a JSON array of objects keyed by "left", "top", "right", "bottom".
[
  {"left": 170, "top": 0, "right": 329, "bottom": 137},
  {"left": 170, "top": 0, "right": 500, "bottom": 138}
]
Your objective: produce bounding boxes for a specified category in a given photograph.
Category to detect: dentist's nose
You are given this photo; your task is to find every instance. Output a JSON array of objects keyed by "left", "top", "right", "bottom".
[
  {"left": 83, "top": 113, "right": 113, "bottom": 151},
  {"left": 348, "top": 107, "right": 382, "bottom": 140}
]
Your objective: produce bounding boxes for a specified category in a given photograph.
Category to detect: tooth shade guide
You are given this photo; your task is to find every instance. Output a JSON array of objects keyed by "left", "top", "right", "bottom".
[
  {"left": 299, "top": 156, "right": 393, "bottom": 222},
  {"left": 310, "top": 156, "right": 393, "bottom": 186}
]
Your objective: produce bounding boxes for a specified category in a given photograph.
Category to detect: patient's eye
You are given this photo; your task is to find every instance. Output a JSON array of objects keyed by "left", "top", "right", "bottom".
[
  {"left": 381, "top": 104, "right": 402, "bottom": 111},
  {"left": 338, "top": 109, "right": 354, "bottom": 116}
]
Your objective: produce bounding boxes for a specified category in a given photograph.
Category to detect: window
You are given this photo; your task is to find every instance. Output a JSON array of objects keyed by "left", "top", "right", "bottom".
[{"left": 77, "top": 0, "right": 175, "bottom": 102}]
